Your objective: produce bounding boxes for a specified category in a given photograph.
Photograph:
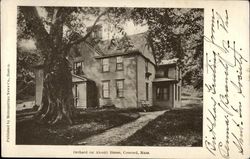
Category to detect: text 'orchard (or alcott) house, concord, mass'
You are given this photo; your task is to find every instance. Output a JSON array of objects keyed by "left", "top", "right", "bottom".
[{"left": 34, "top": 25, "right": 182, "bottom": 109}]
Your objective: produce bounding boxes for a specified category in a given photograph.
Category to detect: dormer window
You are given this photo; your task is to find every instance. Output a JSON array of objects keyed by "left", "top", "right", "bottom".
[
  {"left": 73, "top": 61, "right": 84, "bottom": 75},
  {"left": 116, "top": 56, "right": 123, "bottom": 71},
  {"left": 87, "top": 24, "right": 102, "bottom": 40}
]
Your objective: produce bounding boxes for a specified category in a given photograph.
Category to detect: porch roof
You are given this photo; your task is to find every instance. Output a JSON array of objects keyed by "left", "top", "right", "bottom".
[
  {"left": 72, "top": 74, "right": 89, "bottom": 82},
  {"left": 153, "top": 78, "right": 177, "bottom": 83}
]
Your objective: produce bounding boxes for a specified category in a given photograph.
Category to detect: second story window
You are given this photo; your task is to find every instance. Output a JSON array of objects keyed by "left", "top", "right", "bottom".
[
  {"left": 145, "top": 61, "right": 152, "bottom": 79},
  {"left": 102, "top": 58, "right": 109, "bottom": 72},
  {"left": 116, "top": 56, "right": 123, "bottom": 71},
  {"left": 145, "top": 61, "right": 148, "bottom": 73},
  {"left": 164, "top": 68, "right": 169, "bottom": 78},
  {"left": 73, "top": 61, "right": 84, "bottom": 75},
  {"left": 178, "top": 68, "right": 181, "bottom": 80}
]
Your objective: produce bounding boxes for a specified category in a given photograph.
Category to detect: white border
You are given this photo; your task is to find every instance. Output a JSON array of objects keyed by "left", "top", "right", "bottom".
[{"left": 1, "top": 0, "right": 249, "bottom": 158}]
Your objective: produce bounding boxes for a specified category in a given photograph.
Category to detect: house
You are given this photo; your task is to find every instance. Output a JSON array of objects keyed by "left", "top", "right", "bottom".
[{"left": 34, "top": 30, "right": 182, "bottom": 109}]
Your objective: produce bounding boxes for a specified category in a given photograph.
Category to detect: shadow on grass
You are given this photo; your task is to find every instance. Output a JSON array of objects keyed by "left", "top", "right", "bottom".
[
  {"left": 118, "top": 106, "right": 203, "bottom": 146},
  {"left": 16, "top": 109, "right": 140, "bottom": 145}
]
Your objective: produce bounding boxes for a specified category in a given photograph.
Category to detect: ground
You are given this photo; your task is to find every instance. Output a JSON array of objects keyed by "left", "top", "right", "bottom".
[
  {"left": 16, "top": 109, "right": 140, "bottom": 145},
  {"left": 118, "top": 105, "right": 202, "bottom": 146},
  {"left": 75, "top": 110, "right": 166, "bottom": 145},
  {"left": 16, "top": 105, "right": 202, "bottom": 146},
  {"left": 124, "top": 86, "right": 203, "bottom": 147},
  {"left": 16, "top": 86, "right": 203, "bottom": 146}
]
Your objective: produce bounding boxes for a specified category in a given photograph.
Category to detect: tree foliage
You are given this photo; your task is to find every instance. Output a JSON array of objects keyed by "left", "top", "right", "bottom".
[
  {"left": 16, "top": 46, "right": 41, "bottom": 99},
  {"left": 131, "top": 8, "right": 204, "bottom": 88}
]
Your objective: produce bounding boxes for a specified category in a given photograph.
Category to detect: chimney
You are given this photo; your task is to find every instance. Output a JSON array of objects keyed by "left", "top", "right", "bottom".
[{"left": 87, "top": 24, "right": 102, "bottom": 40}]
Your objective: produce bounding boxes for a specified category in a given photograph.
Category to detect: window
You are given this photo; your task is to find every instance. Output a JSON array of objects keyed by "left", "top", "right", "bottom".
[
  {"left": 175, "top": 84, "right": 177, "bottom": 100},
  {"left": 164, "top": 68, "right": 169, "bottom": 78},
  {"left": 178, "top": 68, "right": 181, "bottom": 80},
  {"left": 73, "top": 84, "right": 78, "bottom": 106},
  {"left": 116, "top": 56, "right": 123, "bottom": 71},
  {"left": 156, "top": 86, "right": 169, "bottom": 101},
  {"left": 116, "top": 79, "right": 124, "bottom": 97},
  {"left": 146, "top": 83, "right": 149, "bottom": 101},
  {"left": 73, "top": 61, "right": 84, "bottom": 75},
  {"left": 102, "top": 81, "right": 110, "bottom": 98},
  {"left": 145, "top": 61, "right": 148, "bottom": 73},
  {"left": 102, "top": 58, "right": 109, "bottom": 72},
  {"left": 178, "top": 86, "right": 181, "bottom": 101}
]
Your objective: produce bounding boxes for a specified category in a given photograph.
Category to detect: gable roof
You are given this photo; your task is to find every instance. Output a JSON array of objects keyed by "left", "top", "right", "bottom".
[
  {"left": 89, "top": 32, "right": 156, "bottom": 65},
  {"left": 94, "top": 49, "right": 155, "bottom": 66},
  {"left": 33, "top": 32, "right": 156, "bottom": 67}
]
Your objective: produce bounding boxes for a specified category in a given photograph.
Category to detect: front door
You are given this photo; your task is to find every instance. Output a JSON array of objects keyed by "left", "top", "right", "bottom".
[
  {"left": 73, "top": 84, "right": 79, "bottom": 107},
  {"left": 73, "top": 83, "right": 87, "bottom": 109}
]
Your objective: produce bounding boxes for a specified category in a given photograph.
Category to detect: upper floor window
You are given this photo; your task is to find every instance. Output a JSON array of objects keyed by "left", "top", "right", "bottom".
[
  {"left": 116, "top": 56, "right": 123, "bottom": 71},
  {"left": 116, "top": 79, "right": 124, "bottom": 97},
  {"left": 102, "top": 58, "right": 109, "bottom": 72},
  {"left": 145, "top": 61, "right": 148, "bottom": 73},
  {"left": 164, "top": 68, "right": 169, "bottom": 78},
  {"left": 73, "top": 61, "right": 84, "bottom": 75},
  {"left": 178, "top": 68, "right": 181, "bottom": 80},
  {"left": 102, "top": 81, "right": 110, "bottom": 98},
  {"left": 145, "top": 61, "right": 152, "bottom": 79}
]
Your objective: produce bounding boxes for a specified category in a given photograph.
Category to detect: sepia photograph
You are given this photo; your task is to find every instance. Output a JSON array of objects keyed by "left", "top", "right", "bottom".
[{"left": 16, "top": 6, "right": 204, "bottom": 146}]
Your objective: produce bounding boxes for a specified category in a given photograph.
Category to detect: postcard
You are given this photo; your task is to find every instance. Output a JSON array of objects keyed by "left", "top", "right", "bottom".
[{"left": 1, "top": 0, "right": 249, "bottom": 158}]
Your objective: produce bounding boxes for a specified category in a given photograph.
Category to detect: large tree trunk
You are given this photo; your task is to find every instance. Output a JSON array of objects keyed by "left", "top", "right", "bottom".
[
  {"left": 19, "top": 7, "right": 77, "bottom": 125},
  {"left": 20, "top": 6, "right": 105, "bottom": 125},
  {"left": 35, "top": 54, "right": 76, "bottom": 125}
]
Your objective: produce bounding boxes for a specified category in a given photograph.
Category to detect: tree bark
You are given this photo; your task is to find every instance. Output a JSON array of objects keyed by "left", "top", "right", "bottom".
[
  {"left": 21, "top": 7, "right": 77, "bottom": 125},
  {"left": 35, "top": 55, "right": 76, "bottom": 125}
]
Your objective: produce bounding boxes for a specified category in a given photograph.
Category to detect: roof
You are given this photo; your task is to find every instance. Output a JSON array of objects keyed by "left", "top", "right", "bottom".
[
  {"left": 33, "top": 32, "right": 156, "bottom": 67},
  {"left": 153, "top": 78, "right": 177, "bottom": 83},
  {"left": 95, "top": 32, "right": 155, "bottom": 64},
  {"left": 94, "top": 50, "right": 139, "bottom": 58},
  {"left": 94, "top": 49, "right": 155, "bottom": 66},
  {"left": 72, "top": 74, "right": 89, "bottom": 81},
  {"left": 158, "top": 58, "right": 178, "bottom": 66}
]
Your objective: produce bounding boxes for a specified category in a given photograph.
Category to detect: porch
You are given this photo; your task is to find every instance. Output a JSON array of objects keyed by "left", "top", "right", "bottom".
[
  {"left": 72, "top": 74, "right": 98, "bottom": 109},
  {"left": 152, "top": 78, "right": 181, "bottom": 108}
]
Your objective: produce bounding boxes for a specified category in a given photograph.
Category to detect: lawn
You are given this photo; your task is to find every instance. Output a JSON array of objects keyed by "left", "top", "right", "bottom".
[
  {"left": 16, "top": 109, "right": 140, "bottom": 145},
  {"left": 118, "top": 106, "right": 203, "bottom": 146}
]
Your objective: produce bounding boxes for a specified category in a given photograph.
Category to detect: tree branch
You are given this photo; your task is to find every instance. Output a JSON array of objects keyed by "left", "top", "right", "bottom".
[
  {"left": 50, "top": 8, "right": 65, "bottom": 51},
  {"left": 66, "top": 11, "right": 107, "bottom": 48},
  {"left": 20, "top": 7, "right": 52, "bottom": 54}
]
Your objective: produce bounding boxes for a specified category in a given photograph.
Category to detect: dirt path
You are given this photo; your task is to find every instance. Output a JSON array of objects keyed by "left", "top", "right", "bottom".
[{"left": 75, "top": 110, "right": 167, "bottom": 145}]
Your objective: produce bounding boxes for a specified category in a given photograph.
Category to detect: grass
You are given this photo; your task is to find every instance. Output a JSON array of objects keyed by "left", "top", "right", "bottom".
[
  {"left": 16, "top": 109, "right": 140, "bottom": 145},
  {"left": 182, "top": 85, "right": 203, "bottom": 98},
  {"left": 118, "top": 106, "right": 203, "bottom": 146}
]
